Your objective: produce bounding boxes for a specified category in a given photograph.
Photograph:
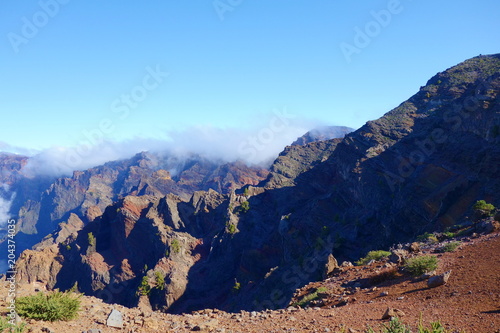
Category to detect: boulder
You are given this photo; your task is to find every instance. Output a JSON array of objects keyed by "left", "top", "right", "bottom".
[
  {"left": 427, "top": 270, "right": 452, "bottom": 288},
  {"left": 389, "top": 249, "right": 408, "bottom": 264},
  {"left": 323, "top": 254, "right": 339, "bottom": 278},
  {"left": 106, "top": 309, "right": 123, "bottom": 329},
  {"left": 409, "top": 242, "right": 420, "bottom": 253}
]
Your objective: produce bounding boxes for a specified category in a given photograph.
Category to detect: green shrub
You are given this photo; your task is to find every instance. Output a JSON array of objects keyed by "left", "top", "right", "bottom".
[
  {"left": 404, "top": 255, "right": 438, "bottom": 276},
  {"left": 355, "top": 250, "right": 391, "bottom": 266},
  {"left": 442, "top": 231, "right": 455, "bottom": 239},
  {"left": 227, "top": 223, "right": 237, "bottom": 234},
  {"left": 416, "top": 232, "right": 439, "bottom": 244},
  {"left": 365, "top": 316, "right": 451, "bottom": 333},
  {"left": 473, "top": 200, "right": 495, "bottom": 219},
  {"left": 87, "top": 232, "right": 95, "bottom": 247},
  {"left": 240, "top": 201, "right": 250, "bottom": 213},
  {"left": 439, "top": 241, "right": 461, "bottom": 253},
  {"left": 0, "top": 316, "right": 26, "bottom": 333},
  {"left": 154, "top": 271, "right": 165, "bottom": 291},
  {"left": 16, "top": 291, "right": 81, "bottom": 322},
  {"left": 232, "top": 281, "right": 241, "bottom": 293},
  {"left": 138, "top": 276, "right": 151, "bottom": 296},
  {"left": 171, "top": 239, "right": 181, "bottom": 254}
]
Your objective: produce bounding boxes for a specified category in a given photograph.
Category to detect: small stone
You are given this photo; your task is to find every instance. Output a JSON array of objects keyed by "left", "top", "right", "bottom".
[
  {"left": 380, "top": 291, "right": 389, "bottom": 297},
  {"left": 106, "top": 309, "right": 124, "bottom": 329},
  {"left": 397, "top": 296, "right": 405, "bottom": 300},
  {"left": 289, "top": 316, "right": 297, "bottom": 321},
  {"left": 427, "top": 270, "right": 452, "bottom": 288},
  {"left": 409, "top": 242, "right": 420, "bottom": 253},
  {"left": 382, "top": 308, "right": 405, "bottom": 320}
]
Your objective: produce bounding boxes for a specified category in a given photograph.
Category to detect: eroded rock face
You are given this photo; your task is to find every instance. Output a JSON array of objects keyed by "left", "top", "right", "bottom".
[{"left": 1, "top": 152, "right": 269, "bottom": 264}]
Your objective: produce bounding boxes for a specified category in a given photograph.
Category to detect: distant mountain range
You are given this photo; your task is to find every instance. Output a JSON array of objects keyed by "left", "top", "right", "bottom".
[{"left": 3, "top": 54, "right": 500, "bottom": 314}]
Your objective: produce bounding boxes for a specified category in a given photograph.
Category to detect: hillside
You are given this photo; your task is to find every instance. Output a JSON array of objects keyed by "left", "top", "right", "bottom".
[{"left": 3, "top": 230, "right": 499, "bottom": 332}]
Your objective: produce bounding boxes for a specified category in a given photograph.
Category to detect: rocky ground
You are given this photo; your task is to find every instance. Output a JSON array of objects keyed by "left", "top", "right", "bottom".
[{"left": 2, "top": 231, "right": 499, "bottom": 333}]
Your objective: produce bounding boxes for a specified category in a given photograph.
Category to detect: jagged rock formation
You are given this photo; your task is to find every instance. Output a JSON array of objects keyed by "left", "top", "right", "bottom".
[{"left": 12, "top": 54, "right": 500, "bottom": 314}]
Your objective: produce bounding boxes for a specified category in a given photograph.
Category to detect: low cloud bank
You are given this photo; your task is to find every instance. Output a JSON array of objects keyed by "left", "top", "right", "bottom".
[{"left": 13, "top": 112, "right": 328, "bottom": 177}]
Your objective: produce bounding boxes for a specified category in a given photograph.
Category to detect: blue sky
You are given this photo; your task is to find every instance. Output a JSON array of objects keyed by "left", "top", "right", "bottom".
[{"left": 1, "top": 0, "right": 499, "bottom": 156}]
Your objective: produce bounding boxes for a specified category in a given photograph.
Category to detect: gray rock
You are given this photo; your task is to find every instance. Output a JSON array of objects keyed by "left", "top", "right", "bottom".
[
  {"left": 427, "top": 270, "right": 452, "bottom": 288},
  {"left": 106, "top": 309, "right": 124, "bottom": 328}
]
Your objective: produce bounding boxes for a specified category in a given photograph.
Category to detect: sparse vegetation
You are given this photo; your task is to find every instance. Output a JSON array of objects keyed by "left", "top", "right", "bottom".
[
  {"left": 87, "top": 232, "right": 95, "bottom": 247},
  {"left": 293, "top": 287, "right": 328, "bottom": 308},
  {"left": 439, "top": 241, "right": 461, "bottom": 253},
  {"left": 227, "top": 223, "right": 237, "bottom": 234},
  {"left": 138, "top": 276, "right": 151, "bottom": 296},
  {"left": 171, "top": 239, "right": 181, "bottom": 254},
  {"left": 404, "top": 255, "right": 438, "bottom": 276},
  {"left": 65, "top": 244, "right": 71, "bottom": 251},
  {"left": 243, "top": 187, "right": 249, "bottom": 196},
  {"left": 366, "top": 317, "right": 412, "bottom": 333},
  {"left": 364, "top": 316, "right": 452, "bottom": 333},
  {"left": 16, "top": 291, "right": 81, "bottom": 322},
  {"left": 240, "top": 201, "right": 250, "bottom": 213},
  {"left": 0, "top": 318, "right": 25, "bottom": 333},
  {"left": 0, "top": 317, "right": 26, "bottom": 333},
  {"left": 355, "top": 250, "right": 391, "bottom": 266},
  {"left": 232, "top": 281, "right": 241, "bottom": 293},
  {"left": 416, "top": 232, "right": 438, "bottom": 244},
  {"left": 154, "top": 271, "right": 165, "bottom": 290},
  {"left": 473, "top": 200, "right": 495, "bottom": 219}
]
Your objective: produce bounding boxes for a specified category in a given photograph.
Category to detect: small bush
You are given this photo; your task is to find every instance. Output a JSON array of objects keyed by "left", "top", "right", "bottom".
[
  {"left": 365, "top": 317, "right": 411, "bottom": 333},
  {"left": 87, "top": 232, "right": 96, "bottom": 247},
  {"left": 416, "top": 232, "right": 439, "bottom": 244},
  {"left": 227, "top": 223, "right": 237, "bottom": 234},
  {"left": 473, "top": 200, "right": 495, "bottom": 219},
  {"left": 240, "top": 201, "right": 250, "bottom": 213},
  {"left": 442, "top": 231, "right": 455, "bottom": 239},
  {"left": 154, "top": 271, "right": 165, "bottom": 291},
  {"left": 404, "top": 255, "right": 438, "bottom": 276},
  {"left": 16, "top": 291, "right": 81, "bottom": 322},
  {"left": 171, "top": 239, "right": 181, "bottom": 254},
  {"left": 0, "top": 316, "right": 26, "bottom": 333},
  {"left": 232, "top": 281, "right": 241, "bottom": 293},
  {"left": 439, "top": 241, "right": 461, "bottom": 253},
  {"left": 138, "top": 276, "right": 151, "bottom": 296},
  {"left": 355, "top": 250, "right": 391, "bottom": 266}
]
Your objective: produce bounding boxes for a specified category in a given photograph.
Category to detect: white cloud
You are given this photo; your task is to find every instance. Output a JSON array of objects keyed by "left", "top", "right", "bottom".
[
  {"left": 20, "top": 112, "right": 324, "bottom": 177},
  {"left": 0, "top": 184, "right": 15, "bottom": 227}
]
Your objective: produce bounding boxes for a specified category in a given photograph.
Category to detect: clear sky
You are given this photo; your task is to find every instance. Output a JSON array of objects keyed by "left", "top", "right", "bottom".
[{"left": 1, "top": 0, "right": 499, "bottom": 154}]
